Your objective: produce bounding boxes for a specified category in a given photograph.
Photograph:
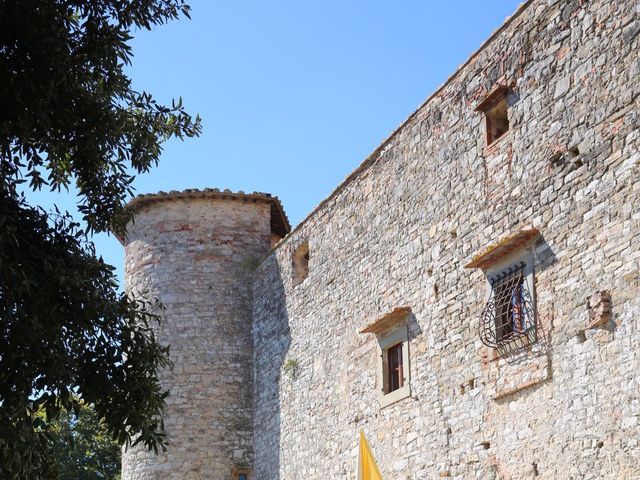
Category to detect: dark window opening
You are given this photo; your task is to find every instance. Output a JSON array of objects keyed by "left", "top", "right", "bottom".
[
  {"left": 292, "top": 241, "right": 309, "bottom": 287},
  {"left": 485, "top": 96, "right": 509, "bottom": 145},
  {"left": 386, "top": 343, "right": 404, "bottom": 393},
  {"left": 475, "top": 86, "right": 510, "bottom": 146}
]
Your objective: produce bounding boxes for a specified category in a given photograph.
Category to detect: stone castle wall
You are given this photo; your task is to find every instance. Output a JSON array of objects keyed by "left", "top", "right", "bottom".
[
  {"left": 252, "top": 0, "right": 640, "bottom": 478},
  {"left": 122, "top": 197, "right": 273, "bottom": 479}
]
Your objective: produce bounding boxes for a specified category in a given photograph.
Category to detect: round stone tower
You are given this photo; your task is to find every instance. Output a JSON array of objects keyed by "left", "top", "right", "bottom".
[{"left": 120, "top": 189, "right": 289, "bottom": 480}]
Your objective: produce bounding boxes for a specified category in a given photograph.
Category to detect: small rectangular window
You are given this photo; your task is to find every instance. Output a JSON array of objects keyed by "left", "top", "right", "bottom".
[
  {"left": 485, "top": 96, "right": 509, "bottom": 145},
  {"left": 479, "top": 258, "right": 536, "bottom": 356},
  {"left": 386, "top": 343, "right": 404, "bottom": 393},
  {"left": 359, "top": 307, "right": 413, "bottom": 408},
  {"left": 475, "top": 86, "right": 510, "bottom": 146},
  {"left": 378, "top": 329, "right": 411, "bottom": 407},
  {"left": 466, "top": 230, "right": 540, "bottom": 357}
]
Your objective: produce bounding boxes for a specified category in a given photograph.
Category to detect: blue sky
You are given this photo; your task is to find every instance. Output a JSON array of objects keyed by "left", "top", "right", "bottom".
[{"left": 32, "top": 0, "right": 523, "bottom": 284}]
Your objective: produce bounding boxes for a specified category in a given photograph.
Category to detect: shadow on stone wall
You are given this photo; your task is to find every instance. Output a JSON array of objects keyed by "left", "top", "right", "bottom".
[
  {"left": 252, "top": 258, "right": 291, "bottom": 479},
  {"left": 407, "top": 311, "right": 423, "bottom": 341}
]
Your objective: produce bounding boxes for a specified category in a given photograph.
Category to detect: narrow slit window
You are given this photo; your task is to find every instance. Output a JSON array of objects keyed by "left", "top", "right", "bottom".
[{"left": 386, "top": 343, "right": 404, "bottom": 393}]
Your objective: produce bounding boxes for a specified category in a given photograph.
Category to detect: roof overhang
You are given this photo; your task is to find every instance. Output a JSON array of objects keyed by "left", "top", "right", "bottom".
[
  {"left": 465, "top": 229, "right": 540, "bottom": 269},
  {"left": 360, "top": 307, "right": 411, "bottom": 335},
  {"left": 475, "top": 85, "right": 509, "bottom": 112},
  {"left": 114, "top": 188, "right": 290, "bottom": 243}
]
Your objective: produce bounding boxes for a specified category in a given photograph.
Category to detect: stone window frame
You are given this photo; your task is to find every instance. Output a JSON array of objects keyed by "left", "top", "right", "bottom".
[
  {"left": 292, "top": 240, "right": 309, "bottom": 287},
  {"left": 483, "top": 249, "right": 536, "bottom": 349},
  {"left": 360, "top": 307, "right": 413, "bottom": 408},
  {"left": 376, "top": 325, "right": 411, "bottom": 408},
  {"left": 465, "top": 229, "right": 540, "bottom": 356}
]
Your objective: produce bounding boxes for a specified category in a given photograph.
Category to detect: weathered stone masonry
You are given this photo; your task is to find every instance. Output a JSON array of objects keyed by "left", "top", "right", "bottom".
[
  {"left": 121, "top": 192, "right": 289, "bottom": 479},
  {"left": 122, "top": 0, "right": 639, "bottom": 478},
  {"left": 252, "top": 0, "right": 639, "bottom": 478}
]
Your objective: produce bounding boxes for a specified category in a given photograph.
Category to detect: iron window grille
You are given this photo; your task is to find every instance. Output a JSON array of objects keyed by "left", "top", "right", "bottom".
[{"left": 479, "top": 261, "right": 535, "bottom": 350}]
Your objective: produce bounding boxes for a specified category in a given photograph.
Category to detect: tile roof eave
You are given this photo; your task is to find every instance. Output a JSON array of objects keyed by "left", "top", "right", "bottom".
[{"left": 114, "top": 188, "right": 291, "bottom": 243}]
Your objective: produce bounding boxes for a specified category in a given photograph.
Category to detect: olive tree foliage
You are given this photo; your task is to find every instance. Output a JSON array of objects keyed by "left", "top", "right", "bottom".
[
  {"left": 0, "top": 1, "right": 201, "bottom": 477},
  {"left": 49, "top": 403, "right": 121, "bottom": 480}
]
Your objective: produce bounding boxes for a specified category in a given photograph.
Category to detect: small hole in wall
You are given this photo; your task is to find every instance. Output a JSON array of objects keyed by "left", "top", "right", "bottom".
[
  {"left": 459, "top": 384, "right": 465, "bottom": 395},
  {"left": 596, "top": 440, "right": 604, "bottom": 449},
  {"left": 549, "top": 152, "right": 562, "bottom": 165},
  {"left": 569, "top": 158, "right": 584, "bottom": 170},
  {"left": 568, "top": 146, "right": 582, "bottom": 170},
  {"left": 468, "top": 378, "right": 475, "bottom": 390},
  {"left": 567, "top": 145, "right": 580, "bottom": 158},
  {"left": 427, "top": 268, "right": 434, "bottom": 277},
  {"left": 433, "top": 284, "right": 439, "bottom": 299},
  {"left": 550, "top": 146, "right": 581, "bottom": 169},
  {"left": 532, "top": 462, "right": 539, "bottom": 476},
  {"left": 480, "top": 441, "right": 491, "bottom": 450},
  {"left": 577, "top": 330, "right": 587, "bottom": 343}
]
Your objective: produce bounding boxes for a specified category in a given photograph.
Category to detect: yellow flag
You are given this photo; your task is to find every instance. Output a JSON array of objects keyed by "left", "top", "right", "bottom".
[{"left": 357, "top": 430, "right": 383, "bottom": 480}]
